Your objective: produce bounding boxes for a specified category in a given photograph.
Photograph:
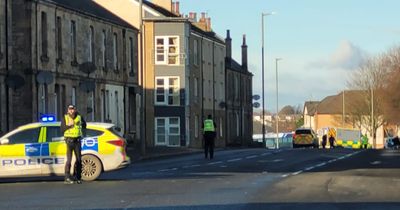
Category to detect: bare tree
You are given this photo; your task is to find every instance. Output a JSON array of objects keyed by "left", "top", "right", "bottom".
[{"left": 347, "top": 55, "right": 389, "bottom": 148}]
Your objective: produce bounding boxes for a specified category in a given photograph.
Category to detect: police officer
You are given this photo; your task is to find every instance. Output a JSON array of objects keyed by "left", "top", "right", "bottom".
[
  {"left": 361, "top": 134, "right": 369, "bottom": 149},
  {"left": 60, "top": 104, "right": 86, "bottom": 184},
  {"left": 203, "top": 114, "right": 216, "bottom": 159}
]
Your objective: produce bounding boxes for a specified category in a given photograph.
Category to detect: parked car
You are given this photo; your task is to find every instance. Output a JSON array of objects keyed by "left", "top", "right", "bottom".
[
  {"left": 385, "top": 136, "right": 400, "bottom": 149},
  {"left": 0, "top": 121, "right": 130, "bottom": 181},
  {"left": 293, "top": 128, "right": 319, "bottom": 148}
]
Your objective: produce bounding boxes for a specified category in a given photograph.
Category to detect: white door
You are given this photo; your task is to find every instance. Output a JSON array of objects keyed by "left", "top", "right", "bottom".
[{"left": 155, "top": 117, "right": 180, "bottom": 147}]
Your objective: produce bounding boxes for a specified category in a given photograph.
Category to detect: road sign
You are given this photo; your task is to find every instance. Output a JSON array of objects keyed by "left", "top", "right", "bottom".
[
  {"left": 252, "top": 95, "right": 260, "bottom": 100},
  {"left": 253, "top": 102, "right": 260, "bottom": 108}
]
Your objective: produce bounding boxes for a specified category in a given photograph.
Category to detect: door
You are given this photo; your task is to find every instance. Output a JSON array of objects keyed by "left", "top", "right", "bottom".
[
  {"left": 0, "top": 127, "right": 42, "bottom": 177},
  {"left": 41, "top": 126, "right": 66, "bottom": 175},
  {"left": 155, "top": 117, "right": 180, "bottom": 147}
]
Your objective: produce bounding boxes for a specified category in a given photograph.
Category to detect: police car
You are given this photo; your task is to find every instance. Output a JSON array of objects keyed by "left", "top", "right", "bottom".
[{"left": 0, "top": 116, "right": 130, "bottom": 181}]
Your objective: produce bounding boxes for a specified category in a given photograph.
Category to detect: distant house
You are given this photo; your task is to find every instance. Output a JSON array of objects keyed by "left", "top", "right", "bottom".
[{"left": 303, "top": 90, "right": 386, "bottom": 148}]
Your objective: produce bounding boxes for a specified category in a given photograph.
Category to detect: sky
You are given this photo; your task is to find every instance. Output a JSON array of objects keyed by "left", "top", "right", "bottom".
[{"left": 177, "top": 0, "right": 400, "bottom": 113}]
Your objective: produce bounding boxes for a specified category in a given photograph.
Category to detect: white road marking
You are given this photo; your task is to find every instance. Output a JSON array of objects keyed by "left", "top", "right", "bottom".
[
  {"left": 227, "top": 158, "right": 242, "bottom": 162},
  {"left": 281, "top": 174, "right": 289, "bottom": 178},
  {"left": 292, "top": 170, "right": 303, "bottom": 176},
  {"left": 315, "top": 162, "right": 327, "bottom": 167},
  {"left": 246, "top": 155, "right": 258, "bottom": 159},
  {"left": 304, "top": 166, "right": 315, "bottom": 171},
  {"left": 207, "top": 161, "right": 223, "bottom": 165},
  {"left": 370, "top": 161, "right": 381, "bottom": 165},
  {"left": 158, "top": 168, "right": 177, "bottom": 172}
]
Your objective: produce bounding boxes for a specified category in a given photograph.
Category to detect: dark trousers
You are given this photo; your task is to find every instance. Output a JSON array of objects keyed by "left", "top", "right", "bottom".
[
  {"left": 204, "top": 132, "right": 215, "bottom": 159},
  {"left": 65, "top": 137, "right": 82, "bottom": 180}
]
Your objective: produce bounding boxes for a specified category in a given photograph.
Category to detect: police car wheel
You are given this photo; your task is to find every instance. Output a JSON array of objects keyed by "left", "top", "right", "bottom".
[{"left": 81, "top": 155, "right": 102, "bottom": 181}]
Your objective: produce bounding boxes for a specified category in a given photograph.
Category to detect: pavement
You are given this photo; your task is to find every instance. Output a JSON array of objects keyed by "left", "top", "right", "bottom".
[{"left": 126, "top": 145, "right": 203, "bottom": 162}]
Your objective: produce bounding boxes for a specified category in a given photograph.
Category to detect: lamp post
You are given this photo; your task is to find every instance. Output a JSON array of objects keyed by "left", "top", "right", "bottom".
[
  {"left": 275, "top": 58, "right": 282, "bottom": 149},
  {"left": 261, "top": 12, "right": 274, "bottom": 148}
]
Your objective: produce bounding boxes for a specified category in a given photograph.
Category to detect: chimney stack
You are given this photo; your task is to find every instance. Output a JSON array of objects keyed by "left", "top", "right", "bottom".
[
  {"left": 189, "top": 12, "right": 197, "bottom": 22},
  {"left": 225, "top": 30, "right": 232, "bottom": 59},
  {"left": 172, "top": 1, "right": 180, "bottom": 15},
  {"left": 242, "top": 34, "right": 248, "bottom": 70},
  {"left": 193, "top": 12, "right": 212, "bottom": 32}
]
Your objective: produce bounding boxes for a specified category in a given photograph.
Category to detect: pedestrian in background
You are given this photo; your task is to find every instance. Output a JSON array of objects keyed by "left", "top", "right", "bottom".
[
  {"left": 203, "top": 114, "right": 216, "bottom": 159},
  {"left": 322, "top": 134, "right": 327, "bottom": 149},
  {"left": 61, "top": 104, "right": 86, "bottom": 184},
  {"left": 329, "top": 135, "right": 335, "bottom": 148}
]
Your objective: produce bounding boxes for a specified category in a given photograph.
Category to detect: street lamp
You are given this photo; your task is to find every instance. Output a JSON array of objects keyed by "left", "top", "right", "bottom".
[
  {"left": 261, "top": 12, "right": 275, "bottom": 148},
  {"left": 275, "top": 58, "right": 282, "bottom": 149}
]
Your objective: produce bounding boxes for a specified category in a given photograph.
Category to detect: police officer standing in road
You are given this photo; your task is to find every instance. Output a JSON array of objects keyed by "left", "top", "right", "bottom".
[
  {"left": 203, "top": 114, "right": 217, "bottom": 159},
  {"left": 61, "top": 104, "right": 86, "bottom": 184}
]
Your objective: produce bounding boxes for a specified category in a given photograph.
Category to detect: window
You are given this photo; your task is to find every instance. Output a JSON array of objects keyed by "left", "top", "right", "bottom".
[
  {"left": 41, "top": 12, "right": 48, "bottom": 59},
  {"left": 113, "top": 33, "right": 118, "bottom": 70},
  {"left": 89, "top": 26, "right": 94, "bottom": 63},
  {"left": 155, "top": 117, "right": 180, "bottom": 146},
  {"left": 71, "top": 87, "right": 76, "bottom": 106},
  {"left": 155, "top": 77, "right": 180, "bottom": 105},
  {"left": 194, "top": 115, "right": 199, "bottom": 138},
  {"left": 193, "top": 39, "right": 198, "bottom": 65},
  {"left": 236, "top": 113, "right": 240, "bottom": 137},
  {"left": 115, "top": 91, "right": 119, "bottom": 127},
  {"left": 102, "top": 30, "right": 107, "bottom": 69},
  {"left": 85, "top": 129, "right": 104, "bottom": 137},
  {"left": 70, "top": 21, "right": 77, "bottom": 62},
  {"left": 129, "top": 37, "right": 135, "bottom": 76},
  {"left": 87, "top": 91, "right": 94, "bottom": 121},
  {"left": 38, "top": 84, "right": 47, "bottom": 115},
  {"left": 219, "top": 117, "right": 223, "bottom": 137},
  {"left": 194, "top": 77, "right": 198, "bottom": 97},
  {"left": 56, "top": 16, "right": 62, "bottom": 61},
  {"left": 155, "top": 36, "right": 179, "bottom": 65},
  {"left": 46, "top": 126, "right": 63, "bottom": 142},
  {"left": 8, "top": 128, "right": 41, "bottom": 144}
]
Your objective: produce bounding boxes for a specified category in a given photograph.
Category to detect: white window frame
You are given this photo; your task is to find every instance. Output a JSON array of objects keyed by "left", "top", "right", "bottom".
[
  {"left": 155, "top": 117, "right": 181, "bottom": 146},
  {"left": 155, "top": 36, "right": 180, "bottom": 65},
  {"left": 155, "top": 76, "right": 180, "bottom": 106}
]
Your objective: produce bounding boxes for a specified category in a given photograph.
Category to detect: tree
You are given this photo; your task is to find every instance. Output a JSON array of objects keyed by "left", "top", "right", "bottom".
[{"left": 347, "top": 55, "right": 390, "bottom": 148}]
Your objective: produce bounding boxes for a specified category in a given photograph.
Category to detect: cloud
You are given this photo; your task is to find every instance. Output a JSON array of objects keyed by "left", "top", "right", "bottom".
[{"left": 308, "top": 40, "right": 368, "bottom": 70}]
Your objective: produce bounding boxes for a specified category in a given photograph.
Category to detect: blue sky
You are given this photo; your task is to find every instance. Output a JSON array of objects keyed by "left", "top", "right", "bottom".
[{"left": 177, "top": 0, "right": 400, "bottom": 113}]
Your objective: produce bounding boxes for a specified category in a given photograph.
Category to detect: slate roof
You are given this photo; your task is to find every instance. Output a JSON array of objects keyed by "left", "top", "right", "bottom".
[
  {"left": 304, "top": 101, "right": 320, "bottom": 115},
  {"left": 45, "top": 0, "right": 136, "bottom": 29},
  {"left": 316, "top": 90, "right": 368, "bottom": 115}
]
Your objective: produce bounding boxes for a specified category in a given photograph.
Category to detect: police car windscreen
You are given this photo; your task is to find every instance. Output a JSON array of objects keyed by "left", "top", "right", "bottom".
[{"left": 295, "top": 130, "right": 311, "bottom": 135}]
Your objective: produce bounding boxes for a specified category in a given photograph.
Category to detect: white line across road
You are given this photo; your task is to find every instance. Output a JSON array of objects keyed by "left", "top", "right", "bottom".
[
  {"left": 281, "top": 150, "right": 363, "bottom": 178},
  {"left": 227, "top": 158, "right": 243, "bottom": 162}
]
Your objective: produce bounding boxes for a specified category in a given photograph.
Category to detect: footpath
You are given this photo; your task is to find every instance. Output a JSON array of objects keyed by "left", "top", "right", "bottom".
[{"left": 126, "top": 145, "right": 203, "bottom": 162}]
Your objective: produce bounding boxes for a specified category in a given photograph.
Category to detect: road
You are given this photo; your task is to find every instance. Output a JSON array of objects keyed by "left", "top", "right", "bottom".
[{"left": 1, "top": 148, "right": 400, "bottom": 210}]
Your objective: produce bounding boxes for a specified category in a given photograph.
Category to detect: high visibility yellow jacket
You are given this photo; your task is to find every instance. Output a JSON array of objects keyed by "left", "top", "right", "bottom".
[
  {"left": 203, "top": 119, "right": 215, "bottom": 132},
  {"left": 64, "top": 114, "right": 83, "bottom": 138}
]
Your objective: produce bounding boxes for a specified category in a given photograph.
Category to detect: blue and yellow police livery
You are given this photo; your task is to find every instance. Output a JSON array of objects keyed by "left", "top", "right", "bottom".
[{"left": 0, "top": 120, "right": 130, "bottom": 181}]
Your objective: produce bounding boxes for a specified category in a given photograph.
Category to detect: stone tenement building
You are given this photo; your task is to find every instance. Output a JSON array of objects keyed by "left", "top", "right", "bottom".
[{"left": 0, "top": 0, "right": 139, "bottom": 137}]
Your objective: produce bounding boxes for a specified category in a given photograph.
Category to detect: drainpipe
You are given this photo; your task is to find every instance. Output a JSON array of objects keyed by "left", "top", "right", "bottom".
[
  {"left": 5, "top": 0, "right": 9, "bottom": 131},
  {"left": 200, "top": 36, "right": 204, "bottom": 122},
  {"left": 139, "top": 0, "right": 146, "bottom": 155},
  {"left": 212, "top": 42, "right": 215, "bottom": 118}
]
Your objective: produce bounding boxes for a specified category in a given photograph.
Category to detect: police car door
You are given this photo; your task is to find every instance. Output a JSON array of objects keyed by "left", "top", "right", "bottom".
[
  {"left": 0, "top": 126, "right": 42, "bottom": 177},
  {"left": 41, "top": 126, "right": 66, "bottom": 176}
]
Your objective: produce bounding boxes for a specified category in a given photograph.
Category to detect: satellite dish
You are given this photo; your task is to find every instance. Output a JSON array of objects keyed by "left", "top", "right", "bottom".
[
  {"left": 253, "top": 102, "right": 260, "bottom": 108},
  {"left": 219, "top": 101, "right": 226, "bottom": 108},
  {"left": 79, "top": 62, "right": 96, "bottom": 75},
  {"left": 79, "top": 80, "right": 95, "bottom": 92},
  {"left": 252, "top": 95, "right": 260, "bottom": 100},
  {"left": 36, "top": 71, "right": 54, "bottom": 85},
  {"left": 5, "top": 74, "right": 25, "bottom": 89}
]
